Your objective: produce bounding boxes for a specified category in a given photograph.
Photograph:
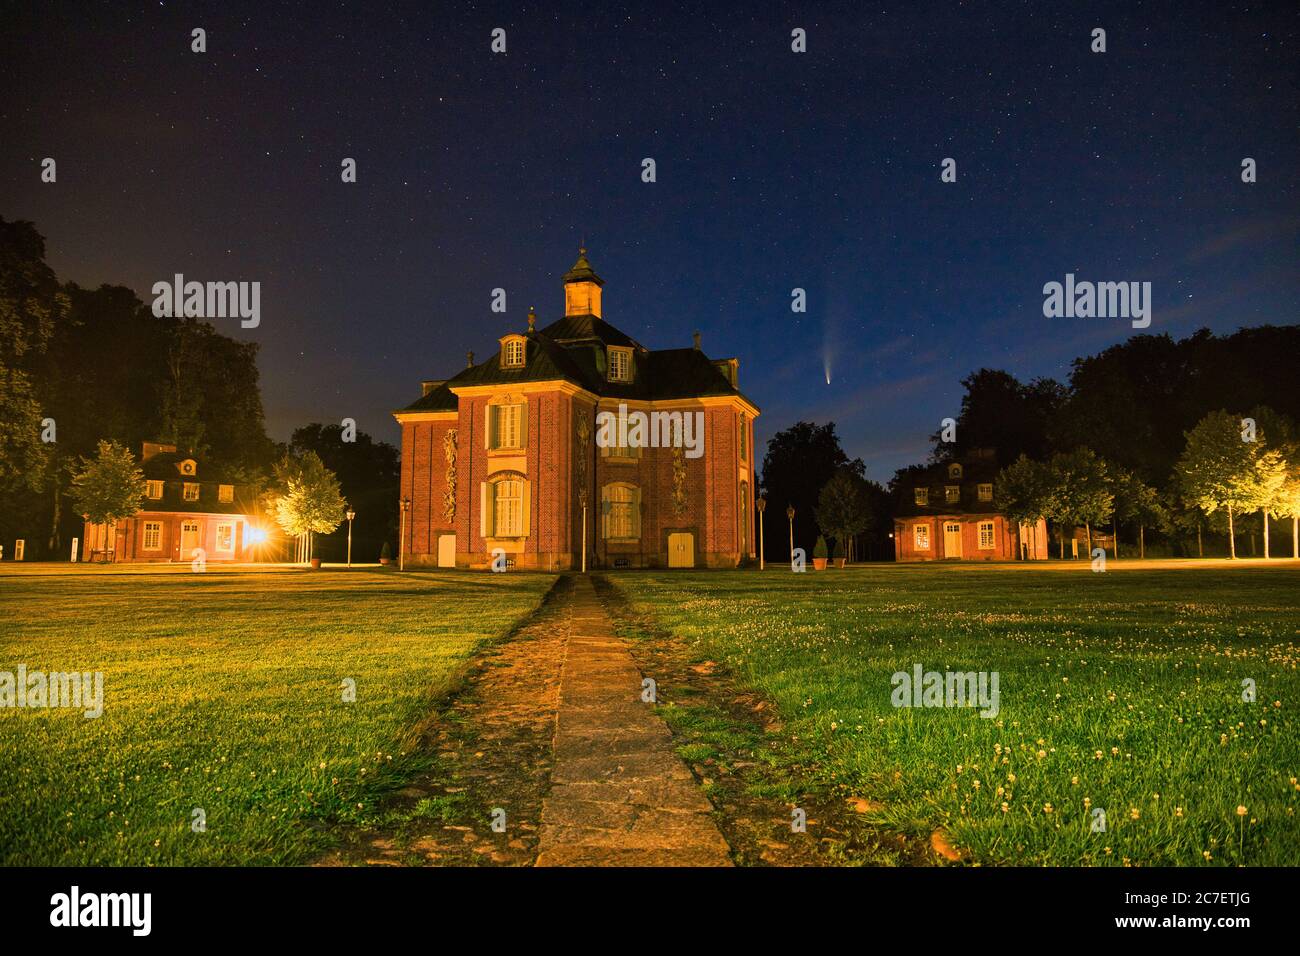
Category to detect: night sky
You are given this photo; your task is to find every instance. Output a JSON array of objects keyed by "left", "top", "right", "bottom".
[{"left": 3, "top": 1, "right": 1296, "bottom": 482}]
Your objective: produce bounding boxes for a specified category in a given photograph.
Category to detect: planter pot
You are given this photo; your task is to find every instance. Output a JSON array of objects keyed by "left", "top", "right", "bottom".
[
  {"left": 813, "top": 558, "right": 828, "bottom": 571},
  {"left": 835, "top": 558, "right": 847, "bottom": 569},
  {"left": 379, "top": 558, "right": 392, "bottom": 566},
  {"left": 310, "top": 558, "right": 322, "bottom": 569}
]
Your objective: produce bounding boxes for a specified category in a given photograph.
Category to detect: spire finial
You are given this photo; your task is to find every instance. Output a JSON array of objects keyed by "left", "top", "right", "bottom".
[
  {"left": 527, "top": 306, "right": 536, "bottom": 332},
  {"left": 466, "top": 350, "right": 474, "bottom": 368}
]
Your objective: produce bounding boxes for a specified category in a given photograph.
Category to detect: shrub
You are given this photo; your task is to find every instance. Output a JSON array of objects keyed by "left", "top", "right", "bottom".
[
  {"left": 380, "top": 541, "right": 392, "bottom": 561},
  {"left": 813, "top": 535, "right": 828, "bottom": 559}
]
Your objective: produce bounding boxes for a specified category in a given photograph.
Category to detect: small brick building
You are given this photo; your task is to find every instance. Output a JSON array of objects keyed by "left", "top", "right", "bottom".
[
  {"left": 893, "top": 450, "right": 1048, "bottom": 561},
  {"left": 81, "top": 442, "right": 262, "bottom": 563},
  {"left": 393, "top": 250, "right": 760, "bottom": 570}
]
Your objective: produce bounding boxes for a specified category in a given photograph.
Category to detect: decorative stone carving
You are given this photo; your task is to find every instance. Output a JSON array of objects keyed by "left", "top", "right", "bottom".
[
  {"left": 672, "top": 445, "right": 688, "bottom": 516},
  {"left": 442, "top": 429, "right": 457, "bottom": 521},
  {"left": 576, "top": 412, "right": 592, "bottom": 510}
]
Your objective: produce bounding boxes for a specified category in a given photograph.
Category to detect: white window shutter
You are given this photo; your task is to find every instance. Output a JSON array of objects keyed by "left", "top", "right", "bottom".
[
  {"left": 519, "top": 403, "right": 528, "bottom": 450},
  {"left": 521, "top": 481, "right": 531, "bottom": 537},
  {"left": 480, "top": 482, "right": 489, "bottom": 537},
  {"left": 485, "top": 406, "right": 493, "bottom": 449}
]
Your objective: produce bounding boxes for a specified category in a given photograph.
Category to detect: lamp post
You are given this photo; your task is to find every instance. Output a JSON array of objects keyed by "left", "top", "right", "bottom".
[
  {"left": 345, "top": 509, "right": 355, "bottom": 567},
  {"left": 786, "top": 504, "right": 795, "bottom": 560},
  {"left": 756, "top": 497, "right": 767, "bottom": 570},
  {"left": 398, "top": 498, "right": 410, "bottom": 571}
]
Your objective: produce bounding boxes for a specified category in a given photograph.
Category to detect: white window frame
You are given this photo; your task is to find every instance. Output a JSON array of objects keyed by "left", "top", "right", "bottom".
[
  {"left": 492, "top": 479, "right": 524, "bottom": 537},
  {"left": 914, "top": 524, "right": 930, "bottom": 550},
  {"left": 978, "top": 521, "right": 995, "bottom": 550},
  {"left": 218, "top": 484, "right": 234, "bottom": 503},
  {"left": 914, "top": 487, "right": 929, "bottom": 507},
  {"left": 607, "top": 346, "right": 632, "bottom": 383},
  {"left": 978, "top": 483, "right": 993, "bottom": 502},
  {"left": 146, "top": 480, "right": 164, "bottom": 499},
  {"left": 502, "top": 337, "right": 525, "bottom": 368},
  {"left": 215, "top": 521, "right": 234, "bottom": 552},
  {"left": 945, "top": 484, "right": 960, "bottom": 504},
  {"left": 143, "top": 521, "right": 162, "bottom": 551},
  {"left": 489, "top": 403, "right": 525, "bottom": 451},
  {"left": 182, "top": 482, "right": 200, "bottom": 501},
  {"left": 602, "top": 483, "right": 641, "bottom": 541}
]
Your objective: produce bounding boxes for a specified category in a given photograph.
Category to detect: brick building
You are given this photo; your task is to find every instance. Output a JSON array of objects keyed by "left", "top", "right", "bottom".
[
  {"left": 81, "top": 442, "right": 264, "bottom": 563},
  {"left": 393, "top": 250, "right": 760, "bottom": 570},
  {"left": 893, "top": 449, "right": 1048, "bottom": 561}
]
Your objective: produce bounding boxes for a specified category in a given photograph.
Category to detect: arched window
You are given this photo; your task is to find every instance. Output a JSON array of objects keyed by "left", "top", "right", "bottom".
[
  {"left": 481, "top": 472, "right": 529, "bottom": 538},
  {"left": 601, "top": 483, "right": 641, "bottom": 541}
]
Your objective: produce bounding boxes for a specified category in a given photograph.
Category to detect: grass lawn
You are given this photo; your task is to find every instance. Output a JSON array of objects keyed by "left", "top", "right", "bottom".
[
  {"left": 608, "top": 561, "right": 1300, "bottom": 866},
  {"left": 0, "top": 567, "right": 555, "bottom": 865}
]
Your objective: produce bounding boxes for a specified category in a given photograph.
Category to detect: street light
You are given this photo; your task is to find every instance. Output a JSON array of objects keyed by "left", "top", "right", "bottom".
[
  {"left": 786, "top": 504, "right": 795, "bottom": 561},
  {"left": 756, "top": 497, "right": 767, "bottom": 570},
  {"left": 398, "top": 498, "right": 410, "bottom": 571},
  {"left": 345, "top": 509, "right": 356, "bottom": 567}
]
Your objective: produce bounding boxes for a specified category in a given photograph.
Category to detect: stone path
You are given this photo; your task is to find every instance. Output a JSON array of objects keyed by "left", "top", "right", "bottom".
[{"left": 535, "top": 576, "right": 733, "bottom": 866}]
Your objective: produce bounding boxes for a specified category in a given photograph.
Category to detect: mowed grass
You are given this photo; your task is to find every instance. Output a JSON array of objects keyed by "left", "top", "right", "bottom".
[
  {"left": 610, "top": 562, "right": 1300, "bottom": 866},
  {"left": 0, "top": 567, "right": 554, "bottom": 865}
]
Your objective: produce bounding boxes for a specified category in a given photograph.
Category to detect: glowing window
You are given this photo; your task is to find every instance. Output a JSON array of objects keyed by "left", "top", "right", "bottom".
[
  {"left": 914, "top": 524, "right": 930, "bottom": 550},
  {"left": 978, "top": 521, "right": 995, "bottom": 550},
  {"left": 146, "top": 480, "right": 164, "bottom": 499},
  {"left": 914, "top": 488, "right": 929, "bottom": 507},
  {"left": 143, "top": 521, "right": 162, "bottom": 550},
  {"left": 183, "top": 483, "right": 200, "bottom": 501}
]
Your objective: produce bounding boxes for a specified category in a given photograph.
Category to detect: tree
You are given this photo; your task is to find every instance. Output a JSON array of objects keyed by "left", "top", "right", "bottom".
[
  {"left": 289, "top": 423, "right": 400, "bottom": 562},
  {"left": 993, "top": 455, "right": 1057, "bottom": 559},
  {"left": 69, "top": 440, "right": 145, "bottom": 558},
  {"left": 816, "top": 467, "right": 873, "bottom": 562},
  {"left": 1046, "top": 448, "right": 1113, "bottom": 558},
  {"left": 1247, "top": 406, "right": 1297, "bottom": 560},
  {"left": 1174, "top": 410, "right": 1275, "bottom": 559},
  {"left": 1273, "top": 460, "right": 1300, "bottom": 560},
  {"left": 1110, "top": 468, "right": 1167, "bottom": 559},
  {"left": 931, "top": 369, "right": 1064, "bottom": 467},
  {"left": 760, "top": 422, "right": 862, "bottom": 561},
  {"left": 0, "top": 218, "right": 66, "bottom": 504},
  {"left": 268, "top": 451, "right": 347, "bottom": 562}
]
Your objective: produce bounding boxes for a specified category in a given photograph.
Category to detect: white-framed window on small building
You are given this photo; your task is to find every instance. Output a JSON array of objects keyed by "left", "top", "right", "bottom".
[
  {"left": 948, "top": 463, "right": 963, "bottom": 479},
  {"left": 183, "top": 482, "right": 200, "bottom": 501},
  {"left": 945, "top": 485, "right": 960, "bottom": 504},
  {"left": 914, "top": 487, "right": 929, "bottom": 507},
  {"left": 978, "top": 520, "right": 995, "bottom": 550},
  {"left": 143, "top": 521, "right": 162, "bottom": 551},
  {"left": 146, "top": 480, "right": 164, "bottom": 499},
  {"left": 607, "top": 346, "right": 632, "bottom": 383},
  {"left": 602, "top": 483, "right": 641, "bottom": 541},
  {"left": 218, "top": 484, "right": 234, "bottom": 503},
  {"left": 978, "top": 483, "right": 993, "bottom": 502},
  {"left": 914, "top": 524, "right": 930, "bottom": 550},
  {"left": 215, "top": 522, "right": 234, "bottom": 552}
]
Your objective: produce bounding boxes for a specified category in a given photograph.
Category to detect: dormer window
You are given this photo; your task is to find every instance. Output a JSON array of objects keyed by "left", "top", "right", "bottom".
[
  {"left": 914, "top": 488, "right": 929, "bottom": 507},
  {"left": 501, "top": 336, "right": 526, "bottom": 369},
  {"left": 945, "top": 485, "right": 960, "bottom": 504},
  {"left": 948, "top": 463, "right": 963, "bottom": 480},
  {"left": 607, "top": 346, "right": 633, "bottom": 383},
  {"left": 179, "top": 459, "right": 196, "bottom": 476}
]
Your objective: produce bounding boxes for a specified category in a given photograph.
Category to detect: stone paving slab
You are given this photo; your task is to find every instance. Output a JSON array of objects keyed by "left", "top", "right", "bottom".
[{"left": 536, "top": 576, "right": 733, "bottom": 867}]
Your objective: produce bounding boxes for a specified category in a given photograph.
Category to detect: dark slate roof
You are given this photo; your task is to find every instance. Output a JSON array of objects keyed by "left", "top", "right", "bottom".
[
  {"left": 397, "top": 316, "right": 758, "bottom": 412},
  {"left": 141, "top": 451, "right": 233, "bottom": 483},
  {"left": 894, "top": 453, "right": 1003, "bottom": 518},
  {"left": 562, "top": 250, "right": 604, "bottom": 286}
]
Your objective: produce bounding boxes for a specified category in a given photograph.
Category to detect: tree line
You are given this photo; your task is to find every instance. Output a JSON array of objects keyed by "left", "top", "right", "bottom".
[{"left": 0, "top": 216, "right": 397, "bottom": 561}]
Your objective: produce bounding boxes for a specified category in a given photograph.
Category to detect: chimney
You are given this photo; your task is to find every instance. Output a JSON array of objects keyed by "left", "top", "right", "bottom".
[
  {"left": 693, "top": 331, "right": 701, "bottom": 351},
  {"left": 467, "top": 350, "right": 474, "bottom": 368},
  {"left": 421, "top": 379, "right": 446, "bottom": 397},
  {"left": 527, "top": 307, "right": 536, "bottom": 332}
]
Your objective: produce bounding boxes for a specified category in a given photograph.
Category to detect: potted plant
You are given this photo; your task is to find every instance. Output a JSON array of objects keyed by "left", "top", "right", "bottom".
[
  {"left": 813, "top": 535, "right": 829, "bottom": 571},
  {"left": 833, "top": 537, "right": 847, "bottom": 569},
  {"left": 310, "top": 555, "right": 322, "bottom": 570},
  {"left": 379, "top": 541, "right": 393, "bottom": 566}
]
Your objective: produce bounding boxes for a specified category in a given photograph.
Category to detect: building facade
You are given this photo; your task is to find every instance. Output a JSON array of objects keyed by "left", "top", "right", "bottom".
[
  {"left": 81, "top": 442, "right": 263, "bottom": 563},
  {"left": 893, "top": 450, "right": 1048, "bottom": 561},
  {"left": 393, "top": 250, "right": 760, "bottom": 570}
]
